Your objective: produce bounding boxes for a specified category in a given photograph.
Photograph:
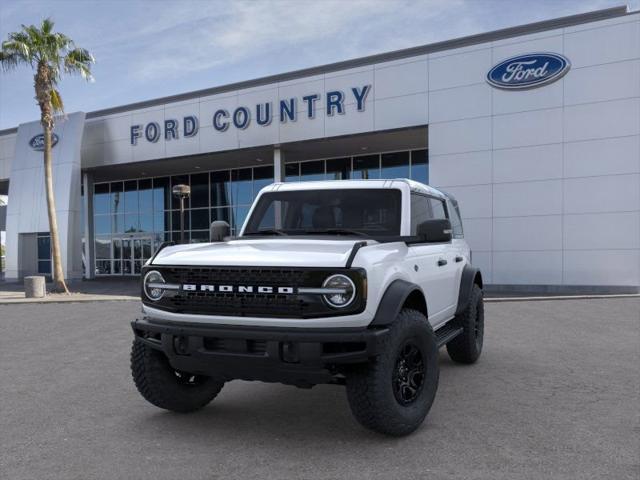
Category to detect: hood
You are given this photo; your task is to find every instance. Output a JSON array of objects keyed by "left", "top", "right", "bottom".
[{"left": 151, "top": 238, "right": 367, "bottom": 268}]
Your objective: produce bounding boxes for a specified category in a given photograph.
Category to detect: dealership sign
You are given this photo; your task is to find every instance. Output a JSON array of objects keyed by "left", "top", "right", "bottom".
[
  {"left": 487, "top": 53, "right": 570, "bottom": 90},
  {"left": 29, "top": 133, "right": 59, "bottom": 151},
  {"left": 130, "top": 85, "right": 372, "bottom": 146}
]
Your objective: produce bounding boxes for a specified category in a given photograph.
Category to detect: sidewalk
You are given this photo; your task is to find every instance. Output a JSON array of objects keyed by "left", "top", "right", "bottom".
[{"left": 0, "top": 277, "right": 139, "bottom": 304}]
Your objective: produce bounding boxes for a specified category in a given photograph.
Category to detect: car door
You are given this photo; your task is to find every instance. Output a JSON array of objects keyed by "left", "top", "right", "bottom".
[
  {"left": 427, "top": 196, "right": 459, "bottom": 321},
  {"left": 406, "top": 193, "right": 457, "bottom": 326}
]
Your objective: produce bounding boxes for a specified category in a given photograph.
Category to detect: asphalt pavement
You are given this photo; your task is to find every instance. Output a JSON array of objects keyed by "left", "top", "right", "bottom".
[{"left": 0, "top": 298, "right": 638, "bottom": 480}]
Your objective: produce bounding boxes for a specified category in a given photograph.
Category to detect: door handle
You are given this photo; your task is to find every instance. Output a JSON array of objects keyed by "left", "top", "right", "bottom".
[
  {"left": 455, "top": 256, "right": 464, "bottom": 263},
  {"left": 437, "top": 259, "right": 447, "bottom": 267}
]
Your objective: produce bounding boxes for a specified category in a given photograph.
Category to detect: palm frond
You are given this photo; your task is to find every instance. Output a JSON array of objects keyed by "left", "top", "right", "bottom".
[
  {"left": 50, "top": 88, "right": 64, "bottom": 113},
  {"left": 64, "top": 47, "right": 94, "bottom": 81}
]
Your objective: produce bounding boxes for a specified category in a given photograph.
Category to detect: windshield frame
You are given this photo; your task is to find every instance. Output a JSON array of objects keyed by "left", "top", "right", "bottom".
[{"left": 240, "top": 187, "right": 405, "bottom": 240}]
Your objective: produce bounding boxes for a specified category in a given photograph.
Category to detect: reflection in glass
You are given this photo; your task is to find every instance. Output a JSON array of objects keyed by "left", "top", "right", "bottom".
[
  {"left": 138, "top": 179, "right": 153, "bottom": 212},
  {"left": 211, "top": 207, "right": 231, "bottom": 224},
  {"left": 94, "top": 183, "right": 110, "bottom": 214},
  {"left": 353, "top": 155, "right": 380, "bottom": 179},
  {"left": 231, "top": 168, "right": 252, "bottom": 205},
  {"left": 300, "top": 160, "right": 325, "bottom": 181},
  {"left": 139, "top": 213, "right": 153, "bottom": 232},
  {"left": 124, "top": 213, "right": 139, "bottom": 232},
  {"left": 124, "top": 180, "right": 138, "bottom": 212},
  {"left": 211, "top": 171, "right": 230, "bottom": 207},
  {"left": 153, "top": 212, "right": 168, "bottom": 232},
  {"left": 285, "top": 163, "right": 299, "bottom": 182},
  {"left": 326, "top": 158, "right": 350, "bottom": 180},
  {"left": 190, "top": 230, "right": 209, "bottom": 243},
  {"left": 172, "top": 210, "right": 190, "bottom": 231},
  {"left": 110, "top": 182, "right": 123, "bottom": 215},
  {"left": 381, "top": 151, "right": 410, "bottom": 179},
  {"left": 153, "top": 177, "right": 170, "bottom": 211},
  {"left": 253, "top": 166, "right": 273, "bottom": 197},
  {"left": 411, "top": 149, "right": 428, "bottom": 185},
  {"left": 190, "top": 208, "right": 210, "bottom": 230},
  {"left": 95, "top": 237, "right": 111, "bottom": 259},
  {"left": 190, "top": 173, "right": 209, "bottom": 208}
]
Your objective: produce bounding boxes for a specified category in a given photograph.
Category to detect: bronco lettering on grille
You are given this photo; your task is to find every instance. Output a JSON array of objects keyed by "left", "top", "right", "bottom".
[{"left": 182, "top": 284, "right": 296, "bottom": 294}]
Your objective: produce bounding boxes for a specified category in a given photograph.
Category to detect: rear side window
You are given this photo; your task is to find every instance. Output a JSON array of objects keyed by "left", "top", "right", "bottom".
[
  {"left": 429, "top": 198, "right": 447, "bottom": 220},
  {"left": 410, "top": 194, "right": 430, "bottom": 235},
  {"left": 447, "top": 199, "right": 464, "bottom": 238},
  {"left": 410, "top": 194, "right": 449, "bottom": 234}
]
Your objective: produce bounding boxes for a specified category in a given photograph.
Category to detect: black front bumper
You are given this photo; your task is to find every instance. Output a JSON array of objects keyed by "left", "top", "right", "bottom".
[{"left": 131, "top": 318, "right": 389, "bottom": 386}]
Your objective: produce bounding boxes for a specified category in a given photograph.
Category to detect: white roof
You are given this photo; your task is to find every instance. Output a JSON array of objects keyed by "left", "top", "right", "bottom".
[{"left": 262, "top": 179, "right": 446, "bottom": 199}]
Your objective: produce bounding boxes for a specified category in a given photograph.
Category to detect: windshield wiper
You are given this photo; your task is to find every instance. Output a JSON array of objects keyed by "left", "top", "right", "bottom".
[
  {"left": 243, "top": 228, "right": 287, "bottom": 236},
  {"left": 303, "top": 228, "right": 368, "bottom": 237}
]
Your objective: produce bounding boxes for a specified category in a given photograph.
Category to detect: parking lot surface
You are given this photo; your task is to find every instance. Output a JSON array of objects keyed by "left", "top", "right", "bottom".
[{"left": 1, "top": 297, "right": 638, "bottom": 480}]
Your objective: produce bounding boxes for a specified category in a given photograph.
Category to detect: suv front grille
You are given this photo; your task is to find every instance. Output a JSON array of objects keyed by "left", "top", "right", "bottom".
[{"left": 143, "top": 266, "right": 366, "bottom": 319}]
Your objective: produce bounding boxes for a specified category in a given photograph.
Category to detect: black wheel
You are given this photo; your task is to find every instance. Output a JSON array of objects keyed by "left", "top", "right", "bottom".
[
  {"left": 446, "top": 283, "right": 484, "bottom": 364},
  {"left": 345, "top": 309, "right": 439, "bottom": 436},
  {"left": 131, "top": 339, "right": 224, "bottom": 413}
]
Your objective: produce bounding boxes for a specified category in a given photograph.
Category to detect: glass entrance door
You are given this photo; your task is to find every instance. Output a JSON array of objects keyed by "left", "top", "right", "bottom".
[{"left": 112, "top": 236, "right": 153, "bottom": 275}]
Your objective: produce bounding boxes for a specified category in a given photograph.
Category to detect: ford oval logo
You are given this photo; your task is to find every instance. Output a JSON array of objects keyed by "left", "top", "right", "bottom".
[
  {"left": 487, "top": 53, "right": 570, "bottom": 90},
  {"left": 29, "top": 133, "right": 59, "bottom": 151}
]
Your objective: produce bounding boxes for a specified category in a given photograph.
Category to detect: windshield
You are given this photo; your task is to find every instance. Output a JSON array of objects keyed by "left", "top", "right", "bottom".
[{"left": 242, "top": 189, "right": 402, "bottom": 237}]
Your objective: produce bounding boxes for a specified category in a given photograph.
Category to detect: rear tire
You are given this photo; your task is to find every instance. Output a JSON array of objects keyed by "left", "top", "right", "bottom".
[
  {"left": 345, "top": 309, "right": 439, "bottom": 436},
  {"left": 131, "top": 339, "right": 224, "bottom": 413},
  {"left": 446, "top": 283, "right": 484, "bottom": 364}
]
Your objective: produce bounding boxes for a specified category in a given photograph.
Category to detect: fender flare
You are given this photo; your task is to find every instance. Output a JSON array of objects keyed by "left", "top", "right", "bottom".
[
  {"left": 455, "top": 265, "right": 483, "bottom": 315},
  {"left": 369, "top": 279, "right": 427, "bottom": 327}
]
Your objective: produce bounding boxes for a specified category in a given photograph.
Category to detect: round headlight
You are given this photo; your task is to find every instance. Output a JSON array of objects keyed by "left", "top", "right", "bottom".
[
  {"left": 322, "top": 274, "right": 356, "bottom": 308},
  {"left": 143, "top": 270, "right": 165, "bottom": 301}
]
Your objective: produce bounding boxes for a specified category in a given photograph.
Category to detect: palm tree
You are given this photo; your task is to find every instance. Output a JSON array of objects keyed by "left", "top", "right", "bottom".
[{"left": 0, "top": 18, "right": 94, "bottom": 293}]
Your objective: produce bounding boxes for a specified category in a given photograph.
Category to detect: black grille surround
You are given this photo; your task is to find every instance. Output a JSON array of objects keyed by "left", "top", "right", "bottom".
[{"left": 141, "top": 266, "right": 367, "bottom": 319}]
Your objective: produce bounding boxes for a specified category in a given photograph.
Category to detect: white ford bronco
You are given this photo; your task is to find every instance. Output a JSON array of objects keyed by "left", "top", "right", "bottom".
[{"left": 131, "top": 179, "right": 484, "bottom": 436}]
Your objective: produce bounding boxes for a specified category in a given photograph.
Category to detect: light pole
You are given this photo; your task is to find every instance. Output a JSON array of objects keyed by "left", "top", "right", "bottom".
[{"left": 172, "top": 184, "right": 191, "bottom": 244}]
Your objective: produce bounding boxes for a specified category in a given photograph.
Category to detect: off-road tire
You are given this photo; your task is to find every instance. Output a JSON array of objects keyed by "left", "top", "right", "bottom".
[
  {"left": 446, "top": 283, "right": 484, "bottom": 364},
  {"left": 131, "top": 339, "right": 224, "bottom": 413},
  {"left": 345, "top": 309, "right": 439, "bottom": 436}
]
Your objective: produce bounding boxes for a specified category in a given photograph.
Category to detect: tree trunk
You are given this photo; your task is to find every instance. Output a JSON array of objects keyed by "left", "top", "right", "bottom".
[{"left": 43, "top": 122, "right": 69, "bottom": 294}]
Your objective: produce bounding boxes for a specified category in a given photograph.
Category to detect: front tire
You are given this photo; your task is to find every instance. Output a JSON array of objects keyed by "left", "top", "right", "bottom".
[
  {"left": 446, "top": 283, "right": 484, "bottom": 364},
  {"left": 131, "top": 339, "right": 224, "bottom": 413},
  {"left": 345, "top": 309, "right": 439, "bottom": 436}
]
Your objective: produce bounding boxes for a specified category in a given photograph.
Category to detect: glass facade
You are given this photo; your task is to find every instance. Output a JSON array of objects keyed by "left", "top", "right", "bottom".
[{"left": 91, "top": 149, "right": 428, "bottom": 275}]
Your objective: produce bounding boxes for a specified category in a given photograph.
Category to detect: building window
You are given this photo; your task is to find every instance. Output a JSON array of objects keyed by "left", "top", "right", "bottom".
[
  {"left": 37, "top": 232, "right": 51, "bottom": 274},
  {"left": 90, "top": 149, "right": 427, "bottom": 275}
]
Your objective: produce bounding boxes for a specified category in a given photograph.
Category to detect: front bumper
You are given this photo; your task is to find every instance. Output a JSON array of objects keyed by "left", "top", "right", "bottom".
[{"left": 132, "top": 317, "right": 389, "bottom": 386}]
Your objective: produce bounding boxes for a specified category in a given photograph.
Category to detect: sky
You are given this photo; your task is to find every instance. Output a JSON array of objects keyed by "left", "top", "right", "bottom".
[{"left": 0, "top": 0, "right": 637, "bottom": 130}]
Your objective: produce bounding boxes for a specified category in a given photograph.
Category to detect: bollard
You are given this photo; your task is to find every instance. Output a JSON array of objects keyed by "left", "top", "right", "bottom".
[{"left": 24, "top": 276, "right": 46, "bottom": 298}]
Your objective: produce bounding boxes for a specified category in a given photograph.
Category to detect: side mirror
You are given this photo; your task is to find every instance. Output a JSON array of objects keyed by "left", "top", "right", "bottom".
[
  {"left": 210, "top": 221, "right": 230, "bottom": 242},
  {"left": 416, "top": 219, "right": 452, "bottom": 243}
]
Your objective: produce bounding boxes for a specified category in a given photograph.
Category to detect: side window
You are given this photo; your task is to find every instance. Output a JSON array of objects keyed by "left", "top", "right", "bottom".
[
  {"left": 429, "top": 198, "right": 447, "bottom": 220},
  {"left": 410, "top": 193, "right": 431, "bottom": 234},
  {"left": 447, "top": 199, "right": 464, "bottom": 238}
]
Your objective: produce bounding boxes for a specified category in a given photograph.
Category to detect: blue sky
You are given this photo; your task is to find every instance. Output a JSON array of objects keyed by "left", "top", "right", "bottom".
[{"left": 0, "top": 0, "right": 635, "bottom": 130}]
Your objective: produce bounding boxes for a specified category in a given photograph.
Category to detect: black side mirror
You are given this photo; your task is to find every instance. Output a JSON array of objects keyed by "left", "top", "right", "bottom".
[
  {"left": 210, "top": 221, "right": 230, "bottom": 242},
  {"left": 417, "top": 219, "right": 452, "bottom": 243}
]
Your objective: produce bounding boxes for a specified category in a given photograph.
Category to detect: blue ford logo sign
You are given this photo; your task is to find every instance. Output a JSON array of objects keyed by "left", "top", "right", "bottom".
[
  {"left": 487, "top": 53, "right": 570, "bottom": 90},
  {"left": 29, "top": 133, "right": 59, "bottom": 151}
]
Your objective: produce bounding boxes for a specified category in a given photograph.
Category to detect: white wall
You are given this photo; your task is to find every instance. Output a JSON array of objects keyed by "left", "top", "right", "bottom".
[
  {"left": 0, "top": 133, "right": 16, "bottom": 181},
  {"left": 429, "top": 12, "right": 640, "bottom": 288},
  {"left": 5, "top": 113, "right": 85, "bottom": 280}
]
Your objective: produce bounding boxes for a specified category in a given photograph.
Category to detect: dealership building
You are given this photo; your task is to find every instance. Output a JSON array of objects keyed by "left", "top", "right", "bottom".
[{"left": 0, "top": 5, "right": 638, "bottom": 292}]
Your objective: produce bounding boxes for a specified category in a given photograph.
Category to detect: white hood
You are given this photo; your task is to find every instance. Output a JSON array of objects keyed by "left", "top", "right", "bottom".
[{"left": 151, "top": 238, "right": 367, "bottom": 267}]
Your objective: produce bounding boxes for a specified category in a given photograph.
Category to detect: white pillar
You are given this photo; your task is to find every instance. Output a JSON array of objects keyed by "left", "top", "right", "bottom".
[{"left": 273, "top": 147, "right": 286, "bottom": 183}]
